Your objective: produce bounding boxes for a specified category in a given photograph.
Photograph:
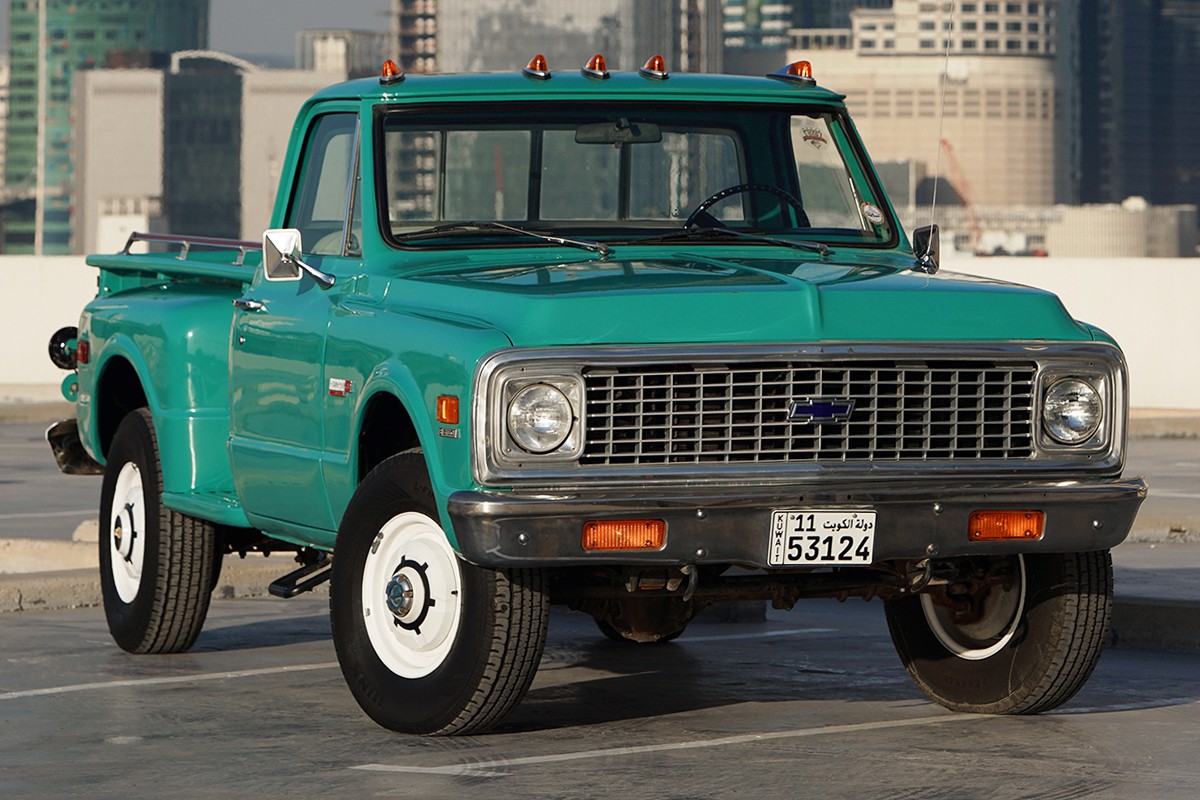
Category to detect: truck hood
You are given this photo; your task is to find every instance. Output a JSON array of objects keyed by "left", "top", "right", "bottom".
[{"left": 398, "top": 253, "right": 1091, "bottom": 346}]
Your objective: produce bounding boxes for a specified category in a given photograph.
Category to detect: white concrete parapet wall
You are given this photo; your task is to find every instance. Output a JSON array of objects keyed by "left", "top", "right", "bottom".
[
  {"left": 0, "top": 254, "right": 1196, "bottom": 409},
  {"left": 0, "top": 257, "right": 97, "bottom": 401}
]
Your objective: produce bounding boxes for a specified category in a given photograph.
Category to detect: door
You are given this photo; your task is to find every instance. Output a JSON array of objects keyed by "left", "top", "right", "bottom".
[{"left": 229, "top": 111, "right": 360, "bottom": 535}]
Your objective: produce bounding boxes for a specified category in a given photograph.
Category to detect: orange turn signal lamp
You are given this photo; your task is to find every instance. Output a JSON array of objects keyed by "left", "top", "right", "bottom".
[
  {"left": 769, "top": 60, "right": 816, "bottom": 86},
  {"left": 582, "top": 520, "right": 666, "bottom": 552},
  {"left": 968, "top": 510, "right": 1045, "bottom": 542}
]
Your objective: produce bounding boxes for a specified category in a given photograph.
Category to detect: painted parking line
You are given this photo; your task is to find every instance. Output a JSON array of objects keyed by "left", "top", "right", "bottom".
[
  {"left": 353, "top": 714, "right": 977, "bottom": 776},
  {"left": 0, "top": 662, "right": 339, "bottom": 701},
  {"left": 0, "top": 509, "right": 95, "bottom": 520}
]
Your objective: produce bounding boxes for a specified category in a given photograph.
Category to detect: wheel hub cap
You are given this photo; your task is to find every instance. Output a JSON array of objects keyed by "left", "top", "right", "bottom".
[{"left": 385, "top": 572, "right": 415, "bottom": 620}]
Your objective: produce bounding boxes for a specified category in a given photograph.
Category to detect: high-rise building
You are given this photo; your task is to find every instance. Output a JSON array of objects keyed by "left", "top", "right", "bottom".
[
  {"left": 74, "top": 54, "right": 339, "bottom": 254},
  {"left": 1073, "top": 0, "right": 1200, "bottom": 210},
  {"left": 786, "top": 0, "right": 1059, "bottom": 208},
  {"left": 4, "top": 0, "right": 209, "bottom": 254}
]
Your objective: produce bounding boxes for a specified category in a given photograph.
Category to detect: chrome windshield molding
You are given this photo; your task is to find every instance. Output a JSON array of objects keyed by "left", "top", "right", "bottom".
[{"left": 472, "top": 342, "right": 1128, "bottom": 488}]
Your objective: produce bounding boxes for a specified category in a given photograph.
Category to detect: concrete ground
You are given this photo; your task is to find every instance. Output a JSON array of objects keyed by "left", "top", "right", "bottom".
[{"left": 2, "top": 390, "right": 1199, "bottom": 653}]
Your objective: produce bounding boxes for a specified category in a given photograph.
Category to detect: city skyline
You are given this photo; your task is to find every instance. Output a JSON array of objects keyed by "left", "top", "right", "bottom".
[{"left": 0, "top": 0, "right": 391, "bottom": 64}]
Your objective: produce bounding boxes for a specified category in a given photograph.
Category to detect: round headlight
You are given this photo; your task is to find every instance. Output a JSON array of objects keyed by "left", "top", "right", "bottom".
[
  {"left": 1043, "top": 378, "right": 1102, "bottom": 444},
  {"left": 507, "top": 383, "right": 574, "bottom": 454}
]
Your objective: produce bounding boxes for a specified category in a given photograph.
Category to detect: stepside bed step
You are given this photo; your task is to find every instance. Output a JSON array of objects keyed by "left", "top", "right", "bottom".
[{"left": 269, "top": 555, "right": 332, "bottom": 599}]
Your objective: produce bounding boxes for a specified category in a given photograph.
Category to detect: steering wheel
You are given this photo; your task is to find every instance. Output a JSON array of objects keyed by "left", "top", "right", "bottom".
[{"left": 683, "top": 183, "right": 810, "bottom": 229}]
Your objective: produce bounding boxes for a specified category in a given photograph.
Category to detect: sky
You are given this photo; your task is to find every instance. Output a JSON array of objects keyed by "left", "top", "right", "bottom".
[
  {"left": 0, "top": 1, "right": 393, "bottom": 65},
  {"left": 207, "top": 0, "right": 391, "bottom": 64}
]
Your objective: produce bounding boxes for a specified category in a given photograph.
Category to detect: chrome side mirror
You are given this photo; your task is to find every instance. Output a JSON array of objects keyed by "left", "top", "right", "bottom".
[
  {"left": 262, "top": 228, "right": 335, "bottom": 288},
  {"left": 912, "top": 224, "right": 940, "bottom": 274}
]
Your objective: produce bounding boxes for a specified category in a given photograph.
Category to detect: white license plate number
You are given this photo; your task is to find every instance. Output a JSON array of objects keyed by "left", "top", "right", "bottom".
[{"left": 768, "top": 510, "right": 876, "bottom": 566}]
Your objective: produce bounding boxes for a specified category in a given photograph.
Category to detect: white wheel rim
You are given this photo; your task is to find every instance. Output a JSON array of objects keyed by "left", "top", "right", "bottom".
[
  {"left": 921, "top": 555, "right": 1026, "bottom": 661},
  {"left": 108, "top": 462, "right": 146, "bottom": 604},
  {"left": 361, "top": 512, "right": 463, "bottom": 679}
]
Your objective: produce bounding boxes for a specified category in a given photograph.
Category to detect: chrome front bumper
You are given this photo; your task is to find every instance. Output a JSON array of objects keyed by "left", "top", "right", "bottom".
[{"left": 447, "top": 476, "right": 1147, "bottom": 568}]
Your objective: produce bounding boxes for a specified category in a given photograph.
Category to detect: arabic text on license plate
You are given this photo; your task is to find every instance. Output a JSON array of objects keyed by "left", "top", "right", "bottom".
[{"left": 768, "top": 510, "right": 876, "bottom": 566}]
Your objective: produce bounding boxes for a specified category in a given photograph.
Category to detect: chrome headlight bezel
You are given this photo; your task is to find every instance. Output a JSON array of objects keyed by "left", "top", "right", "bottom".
[
  {"left": 1037, "top": 369, "right": 1111, "bottom": 452},
  {"left": 485, "top": 367, "right": 584, "bottom": 470}
]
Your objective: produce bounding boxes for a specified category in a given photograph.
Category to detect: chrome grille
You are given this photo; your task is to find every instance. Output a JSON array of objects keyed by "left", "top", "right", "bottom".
[{"left": 582, "top": 360, "right": 1037, "bottom": 465}]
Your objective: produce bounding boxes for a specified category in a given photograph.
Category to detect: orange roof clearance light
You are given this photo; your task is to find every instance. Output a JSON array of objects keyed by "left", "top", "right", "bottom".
[
  {"left": 768, "top": 60, "right": 816, "bottom": 86},
  {"left": 582, "top": 520, "right": 666, "bottom": 552},
  {"left": 582, "top": 53, "right": 610, "bottom": 79},
  {"left": 968, "top": 510, "right": 1046, "bottom": 542},
  {"left": 639, "top": 53, "right": 669, "bottom": 80},
  {"left": 380, "top": 59, "right": 405, "bottom": 86},
  {"left": 523, "top": 53, "right": 551, "bottom": 79}
]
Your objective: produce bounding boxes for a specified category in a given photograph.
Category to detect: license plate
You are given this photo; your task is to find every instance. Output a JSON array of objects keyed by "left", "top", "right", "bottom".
[{"left": 768, "top": 509, "right": 876, "bottom": 566}]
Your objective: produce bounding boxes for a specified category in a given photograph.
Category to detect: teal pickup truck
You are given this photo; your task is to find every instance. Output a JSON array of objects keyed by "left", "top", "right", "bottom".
[{"left": 48, "top": 55, "right": 1145, "bottom": 735}]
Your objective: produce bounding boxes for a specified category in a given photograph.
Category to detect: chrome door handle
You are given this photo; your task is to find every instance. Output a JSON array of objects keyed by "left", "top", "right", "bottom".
[{"left": 232, "top": 298, "right": 265, "bottom": 312}]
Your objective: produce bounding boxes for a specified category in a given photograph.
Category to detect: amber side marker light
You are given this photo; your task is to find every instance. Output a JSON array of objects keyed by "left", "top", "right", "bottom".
[
  {"left": 582, "top": 520, "right": 666, "bottom": 552},
  {"left": 436, "top": 395, "right": 459, "bottom": 425},
  {"left": 968, "top": 510, "right": 1045, "bottom": 542}
]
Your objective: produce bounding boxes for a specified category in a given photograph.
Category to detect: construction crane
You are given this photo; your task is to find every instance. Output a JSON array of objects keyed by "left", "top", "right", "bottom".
[{"left": 939, "top": 138, "right": 982, "bottom": 255}]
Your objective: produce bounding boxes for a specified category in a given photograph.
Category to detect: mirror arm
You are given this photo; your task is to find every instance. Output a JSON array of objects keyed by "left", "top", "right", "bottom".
[{"left": 288, "top": 254, "right": 336, "bottom": 288}]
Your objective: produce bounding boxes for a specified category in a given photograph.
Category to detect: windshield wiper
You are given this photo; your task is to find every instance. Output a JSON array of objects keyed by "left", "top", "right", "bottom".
[
  {"left": 398, "top": 221, "right": 611, "bottom": 256},
  {"left": 626, "top": 225, "right": 830, "bottom": 256}
]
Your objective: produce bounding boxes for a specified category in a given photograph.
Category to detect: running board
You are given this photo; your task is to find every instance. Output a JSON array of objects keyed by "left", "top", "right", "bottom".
[{"left": 269, "top": 555, "right": 332, "bottom": 598}]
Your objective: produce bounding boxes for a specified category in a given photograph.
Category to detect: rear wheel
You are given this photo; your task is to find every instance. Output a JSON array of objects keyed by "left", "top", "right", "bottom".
[
  {"left": 330, "top": 451, "right": 549, "bottom": 735},
  {"left": 885, "top": 551, "right": 1112, "bottom": 714},
  {"left": 99, "top": 408, "right": 219, "bottom": 654}
]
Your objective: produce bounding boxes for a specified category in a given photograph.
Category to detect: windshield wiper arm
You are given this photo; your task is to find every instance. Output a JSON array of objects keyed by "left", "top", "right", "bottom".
[
  {"left": 626, "top": 225, "right": 830, "bottom": 256},
  {"left": 399, "top": 221, "right": 611, "bottom": 256}
]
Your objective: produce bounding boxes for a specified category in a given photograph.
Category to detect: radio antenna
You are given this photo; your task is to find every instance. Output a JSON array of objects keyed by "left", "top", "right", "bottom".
[{"left": 924, "top": 2, "right": 958, "bottom": 259}]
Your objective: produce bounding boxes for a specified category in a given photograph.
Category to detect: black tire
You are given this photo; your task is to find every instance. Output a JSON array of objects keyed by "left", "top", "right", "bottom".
[
  {"left": 330, "top": 451, "right": 549, "bottom": 735},
  {"left": 885, "top": 551, "right": 1112, "bottom": 714},
  {"left": 99, "top": 408, "right": 219, "bottom": 654}
]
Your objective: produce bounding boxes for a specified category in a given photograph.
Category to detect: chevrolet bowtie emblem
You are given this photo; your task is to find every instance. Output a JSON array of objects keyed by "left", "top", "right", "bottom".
[{"left": 787, "top": 397, "right": 855, "bottom": 424}]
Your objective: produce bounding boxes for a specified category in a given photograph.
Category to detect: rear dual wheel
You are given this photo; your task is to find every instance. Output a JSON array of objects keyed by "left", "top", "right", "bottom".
[
  {"left": 885, "top": 550, "right": 1112, "bottom": 714},
  {"left": 330, "top": 451, "right": 549, "bottom": 735}
]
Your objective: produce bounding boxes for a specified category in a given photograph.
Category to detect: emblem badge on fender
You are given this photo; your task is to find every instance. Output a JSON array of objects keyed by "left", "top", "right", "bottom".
[{"left": 787, "top": 397, "right": 855, "bottom": 424}]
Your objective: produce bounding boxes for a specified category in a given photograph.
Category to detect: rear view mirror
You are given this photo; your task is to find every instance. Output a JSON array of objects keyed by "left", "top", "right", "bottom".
[
  {"left": 575, "top": 119, "right": 662, "bottom": 145},
  {"left": 262, "top": 228, "right": 335, "bottom": 288},
  {"left": 912, "top": 224, "right": 940, "bottom": 274},
  {"left": 263, "top": 229, "right": 304, "bottom": 281}
]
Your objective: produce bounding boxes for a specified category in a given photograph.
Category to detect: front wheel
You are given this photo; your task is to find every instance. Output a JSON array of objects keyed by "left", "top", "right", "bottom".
[
  {"left": 330, "top": 451, "right": 549, "bottom": 735},
  {"left": 99, "top": 408, "right": 219, "bottom": 654},
  {"left": 885, "top": 551, "right": 1112, "bottom": 714}
]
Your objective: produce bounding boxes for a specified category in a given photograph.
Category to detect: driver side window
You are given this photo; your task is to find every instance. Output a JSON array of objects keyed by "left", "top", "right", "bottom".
[{"left": 287, "top": 113, "right": 359, "bottom": 255}]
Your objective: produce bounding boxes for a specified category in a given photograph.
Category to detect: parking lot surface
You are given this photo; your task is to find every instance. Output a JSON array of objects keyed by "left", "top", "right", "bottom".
[{"left": 3, "top": 598, "right": 1199, "bottom": 798}]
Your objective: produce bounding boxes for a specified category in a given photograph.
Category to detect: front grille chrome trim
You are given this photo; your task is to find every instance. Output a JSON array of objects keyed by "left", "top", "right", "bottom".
[{"left": 473, "top": 342, "right": 1127, "bottom": 487}]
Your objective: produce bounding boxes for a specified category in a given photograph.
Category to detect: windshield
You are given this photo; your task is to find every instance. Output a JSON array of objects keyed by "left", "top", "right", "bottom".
[{"left": 377, "top": 102, "right": 894, "bottom": 248}]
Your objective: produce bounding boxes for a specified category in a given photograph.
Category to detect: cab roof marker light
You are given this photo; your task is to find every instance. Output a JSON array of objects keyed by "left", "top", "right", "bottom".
[
  {"left": 523, "top": 53, "right": 551, "bottom": 79},
  {"left": 582, "top": 53, "right": 610, "bottom": 79},
  {"left": 768, "top": 60, "right": 816, "bottom": 86},
  {"left": 380, "top": 59, "right": 405, "bottom": 86},
  {"left": 639, "top": 54, "right": 669, "bottom": 80}
]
